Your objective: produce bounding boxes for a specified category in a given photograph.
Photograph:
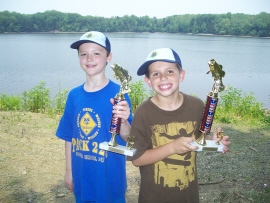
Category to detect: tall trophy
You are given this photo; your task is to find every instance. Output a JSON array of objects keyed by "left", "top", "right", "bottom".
[
  {"left": 190, "top": 59, "right": 226, "bottom": 152},
  {"left": 99, "top": 63, "right": 136, "bottom": 156}
]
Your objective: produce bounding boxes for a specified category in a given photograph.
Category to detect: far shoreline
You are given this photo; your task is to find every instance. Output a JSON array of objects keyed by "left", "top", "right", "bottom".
[{"left": 1, "top": 31, "right": 270, "bottom": 39}]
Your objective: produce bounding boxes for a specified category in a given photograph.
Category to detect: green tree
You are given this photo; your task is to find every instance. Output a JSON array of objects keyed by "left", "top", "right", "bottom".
[{"left": 0, "top": 10, "right": 269, "bottom": 37}]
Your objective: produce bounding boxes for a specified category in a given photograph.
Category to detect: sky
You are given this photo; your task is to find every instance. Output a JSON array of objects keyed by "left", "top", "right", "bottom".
[{"left": 1, "top": 0, "right": 270, "bottom": 18}]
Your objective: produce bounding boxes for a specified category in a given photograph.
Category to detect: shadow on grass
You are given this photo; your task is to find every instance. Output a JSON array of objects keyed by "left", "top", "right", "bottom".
[{"left": 0, "top": 179, "right": 74, "bottom": 203}]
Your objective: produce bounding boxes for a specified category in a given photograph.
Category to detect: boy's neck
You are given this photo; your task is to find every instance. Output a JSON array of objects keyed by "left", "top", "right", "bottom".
[
  {"left": 151, "top": 92, "right": 183, "bottom": 111},
  {"left": 84, "top": 76, "right": 109, "bottom": 92}
]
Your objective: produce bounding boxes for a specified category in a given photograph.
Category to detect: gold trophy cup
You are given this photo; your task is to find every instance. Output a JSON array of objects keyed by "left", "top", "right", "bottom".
[
  {"left": 190, "top": 59, "right": 226, "bottom": 152},
  {"left": 99, "top": 63, "right": 136, "bottom": 156}
]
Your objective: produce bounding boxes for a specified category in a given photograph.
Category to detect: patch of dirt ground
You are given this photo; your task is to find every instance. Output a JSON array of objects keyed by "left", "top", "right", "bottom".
[{"left": 0, "top": 111, "right": 269, "bottom": 203}]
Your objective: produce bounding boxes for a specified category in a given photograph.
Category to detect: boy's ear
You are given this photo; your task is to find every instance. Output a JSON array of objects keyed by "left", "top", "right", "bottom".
[
  {"left": 179, "top": 69, "right": 185, "bottom": 82},
  {"left": 144, "top": 76, "right": 152, "bottom": 88},
  {"left": 107, "top": 53, "right": 113, "bottom": 63}
]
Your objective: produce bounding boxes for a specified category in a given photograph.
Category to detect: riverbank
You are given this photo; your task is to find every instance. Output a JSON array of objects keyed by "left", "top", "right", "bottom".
[
  {"left": 0, "top": 111, "right": 269, "bottom": 202},
  {"left": 1, "top": 31, "right": 270, "bottom": 39}
]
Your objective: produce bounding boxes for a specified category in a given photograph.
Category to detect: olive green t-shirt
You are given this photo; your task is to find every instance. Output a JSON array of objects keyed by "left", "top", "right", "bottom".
[{"left": 128, "top": 92, "right": 204, "bottom": 203}]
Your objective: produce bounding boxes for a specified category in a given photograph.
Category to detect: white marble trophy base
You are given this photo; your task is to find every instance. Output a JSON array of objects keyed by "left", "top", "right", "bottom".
[
  {"left": 99, "top": 142, "right": 136, "bottom": 156},
  {"left": 190, "top": 140, "right": 224, "bottom": 152}
]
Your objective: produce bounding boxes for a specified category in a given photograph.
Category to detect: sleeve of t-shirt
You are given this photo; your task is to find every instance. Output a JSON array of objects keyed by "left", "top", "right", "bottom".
[{"left": 56, "top": 113, "right": 73, "bottom": 142}]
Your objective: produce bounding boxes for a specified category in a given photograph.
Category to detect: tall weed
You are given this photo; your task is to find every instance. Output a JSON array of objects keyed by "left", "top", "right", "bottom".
[
  {"left": 21, "top": 81, "right": 50, "bottom": 113},
  {"left": 47, "top": 89, "right": 69, "bottom": 115}
]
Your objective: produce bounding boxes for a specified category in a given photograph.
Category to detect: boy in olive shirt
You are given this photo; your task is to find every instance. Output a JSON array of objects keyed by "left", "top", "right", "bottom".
[{"left": 128, "top": 48, "right": 230, "bottom": 203}]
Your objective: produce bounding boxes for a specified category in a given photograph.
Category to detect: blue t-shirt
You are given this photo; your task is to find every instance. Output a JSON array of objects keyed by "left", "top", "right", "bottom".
[{"left": 56, "top": 80, "right": 133, "bottom": 202}]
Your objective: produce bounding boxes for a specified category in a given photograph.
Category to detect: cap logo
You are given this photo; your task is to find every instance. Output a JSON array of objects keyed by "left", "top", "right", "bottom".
[
  {"left": 86, "top": 33, "right": 93, "bottom": 39},
  {"left": 150, "top": 51, "right": 157, "bottom": 58}
]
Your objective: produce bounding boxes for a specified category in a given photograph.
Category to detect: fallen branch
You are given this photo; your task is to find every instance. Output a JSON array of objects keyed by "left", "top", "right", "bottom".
[
  {"left": 235, "top": 192, "right": 254, "bottom": 202},
  {"left": 249, "top": 146, "right": 258, "bottom": 152},
  {"left": 199, "top": 179, "right": 224, "bottom": 185}
]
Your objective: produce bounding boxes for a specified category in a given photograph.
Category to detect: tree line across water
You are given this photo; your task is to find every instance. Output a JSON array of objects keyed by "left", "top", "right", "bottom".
[{"left": 0, "top": 10, "right": 270, "bottom": 37}]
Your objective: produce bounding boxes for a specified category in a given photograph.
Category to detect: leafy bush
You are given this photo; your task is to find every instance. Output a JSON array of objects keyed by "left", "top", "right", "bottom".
[
  {"left": 215, "top": 86, "right": 268, "bottom": 125},
  {"left": 0, "top": 93, "right": 22, "bottom": 111},
  {"left": 129, "top": 80, "right": 149, "bottom": 113},
  {"left": 21, "top": 81, "right": 50, "bottom": 113},
  {"left": 1, "top": 81, "right": 269, "bottom": 127}
]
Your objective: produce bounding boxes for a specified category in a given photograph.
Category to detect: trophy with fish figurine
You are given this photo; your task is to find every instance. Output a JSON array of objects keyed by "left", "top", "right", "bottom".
[
  {"left": 190, "top": 59, "right": 226, "bottom": 152},
  {"left": 99, "top": 63, "right": 136, "bottom": 156}
]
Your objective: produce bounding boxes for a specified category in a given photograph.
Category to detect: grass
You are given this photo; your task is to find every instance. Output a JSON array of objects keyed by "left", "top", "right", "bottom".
[{"left": 196, "top": 123, "right": 270, "bottom": 203}]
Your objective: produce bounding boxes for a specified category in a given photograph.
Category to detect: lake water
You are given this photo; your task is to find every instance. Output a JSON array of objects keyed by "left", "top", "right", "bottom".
[{"left": 0, "top": 33, "right": 270, "bottom": 108}]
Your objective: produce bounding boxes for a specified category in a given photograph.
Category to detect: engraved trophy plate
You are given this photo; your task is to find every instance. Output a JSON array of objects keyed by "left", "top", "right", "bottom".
[
  {"left": 99, "top": 63, "right": 136, "bottom": 156},
  {"left": 190, "top": 140, "right": 224, "bottom": 152},
  {"left": 190, "top": 135, "right": 225, "bottom": 152},
  {"left": 99, "top": 142, "right": 136, "bottom": 156},
  {"left": 191, "top": 59, "right": 226, "bottom": 152}
]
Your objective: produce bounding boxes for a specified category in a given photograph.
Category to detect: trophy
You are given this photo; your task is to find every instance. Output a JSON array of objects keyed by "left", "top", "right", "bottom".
[
  {"left": 190, "top": 59, "right": 226, "bottom": 152},
  {"left": 99, "top": 63, "right": 136, "bottom": 156}
]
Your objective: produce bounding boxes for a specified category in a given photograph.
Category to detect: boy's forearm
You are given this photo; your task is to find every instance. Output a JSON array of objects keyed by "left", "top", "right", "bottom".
[
  {"left": 119, "top": 121, "right": 131, "bottom": 142},
  {"left": 132, "top": 142, "right": 175, "bottom": 167},
  {"left": 132, "top": 136, "right": 198, "bottom": 167},
  {"left": 65, "top": 141, "right": 72, "bottom": 172}
]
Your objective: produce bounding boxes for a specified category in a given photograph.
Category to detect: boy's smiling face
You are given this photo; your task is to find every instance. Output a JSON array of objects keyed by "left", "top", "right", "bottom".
[
  {"left": 144, "top": 61, "right": 185, "bottom": 97},
  {"left": 78, "top": 42, "right": 112, "bottom": 76}
]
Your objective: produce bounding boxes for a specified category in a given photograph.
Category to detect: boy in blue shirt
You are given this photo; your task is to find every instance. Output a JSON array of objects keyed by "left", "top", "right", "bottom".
[{"left": 56, "top": 31, "right": 132, "bottom": 203}]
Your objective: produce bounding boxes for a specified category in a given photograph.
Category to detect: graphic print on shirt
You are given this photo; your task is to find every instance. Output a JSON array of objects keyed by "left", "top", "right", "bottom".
[
  {"left": 151, "top": 121, "right": 197, "bottom": 191},
  {"left": 71, "top": 107, "right": 105, "bottom": 162}
]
